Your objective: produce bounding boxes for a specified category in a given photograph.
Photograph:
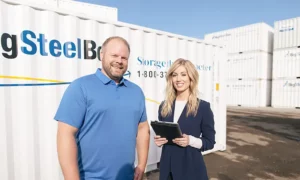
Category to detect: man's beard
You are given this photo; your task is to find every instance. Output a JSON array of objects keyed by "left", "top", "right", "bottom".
[{"left": 103, "top": 62, "right": 126, "bottom": 80}]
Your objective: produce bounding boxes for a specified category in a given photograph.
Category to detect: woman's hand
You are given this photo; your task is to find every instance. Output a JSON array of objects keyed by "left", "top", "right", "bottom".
[
  {"left": 154, "top": 135, "right": 168, "bottom": 147},
  {"left": 173, "top": 134, "right": 189, "bottom": 147}
]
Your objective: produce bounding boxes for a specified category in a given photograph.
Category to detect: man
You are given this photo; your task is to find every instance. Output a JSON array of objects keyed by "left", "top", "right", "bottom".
[{"left": 54, "top": 36, "right": 150, "bottom": 180}]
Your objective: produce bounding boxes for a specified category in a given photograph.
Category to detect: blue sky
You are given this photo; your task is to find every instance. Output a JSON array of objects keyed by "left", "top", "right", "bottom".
[{"left": 76, "top": 0, "right": 300, "bottom": 39}]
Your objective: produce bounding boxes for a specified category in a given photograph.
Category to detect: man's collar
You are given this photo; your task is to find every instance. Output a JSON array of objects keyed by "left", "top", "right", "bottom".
[{"left": 95, "top": 68, "right": 127, "bottom": 86}]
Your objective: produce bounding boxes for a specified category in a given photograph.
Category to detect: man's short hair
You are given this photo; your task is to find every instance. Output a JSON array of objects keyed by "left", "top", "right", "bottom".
[{"left": 101, "top": 36, "right": 130, "bottom": 53}]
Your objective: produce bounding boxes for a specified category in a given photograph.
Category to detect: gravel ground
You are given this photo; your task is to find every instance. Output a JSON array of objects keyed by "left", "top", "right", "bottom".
[{"left": 143, "top": 106, "right": 300, "bottom": 180}]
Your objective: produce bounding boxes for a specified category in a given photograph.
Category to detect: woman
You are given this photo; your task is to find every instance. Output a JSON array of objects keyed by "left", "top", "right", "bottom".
[{"left": 154, "top": 58, "right": 216, "bottom": 180}]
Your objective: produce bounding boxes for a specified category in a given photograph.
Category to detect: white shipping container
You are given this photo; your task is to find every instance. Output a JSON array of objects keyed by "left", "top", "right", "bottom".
[
  {"left": 204, "top": 23, "right": 274, "bottom": 54},
  {"left": 6, "top": 0, "right": 58, "bottom": 7},
  {"left": 274, "top": 17, "right": 300, "bottom": 50},
  {"left": 9, "top": 0, "right": 118, "bottom": 21},
  {"left": 58, "top": 0, "right": 118, "bottom": 21},
  {"left": 273, "top": 47, "right": 300, "bottom": 79},
  {"left": 271, "top": 79, "right": 300, "bottom": 108},
  {"left": 0, "top": 0, "right": 227, "bottom": 179},
  {"left": 226, "top": 51, "right": 272, "bottom": 80},
  {"left": 226, "top": 80, "right": 272, "bottom": 107}
]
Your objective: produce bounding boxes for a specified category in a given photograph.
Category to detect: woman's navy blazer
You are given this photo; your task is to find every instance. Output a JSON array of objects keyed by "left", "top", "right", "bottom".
[{"left": 158, "top": 99, "right": 216, "bottom": 180}]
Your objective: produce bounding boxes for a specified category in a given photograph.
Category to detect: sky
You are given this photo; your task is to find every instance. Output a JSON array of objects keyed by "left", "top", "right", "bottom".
[{"left": 76, "top": 0, "right": 300, "bottom": 39}]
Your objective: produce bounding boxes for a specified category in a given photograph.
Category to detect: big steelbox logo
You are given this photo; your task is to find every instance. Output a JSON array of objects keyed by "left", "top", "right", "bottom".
[
  {"left": 0, "top": 30, "right": 135, "bottom": 86},
  {"left": 1, "top": 30, "right": 102, "bottom": 60}
]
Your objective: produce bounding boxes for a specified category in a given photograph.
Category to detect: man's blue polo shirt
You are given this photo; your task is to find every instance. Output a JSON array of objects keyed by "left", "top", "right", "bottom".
[{"left": 54, "top": 69, "right": 147, "bottom": 180}]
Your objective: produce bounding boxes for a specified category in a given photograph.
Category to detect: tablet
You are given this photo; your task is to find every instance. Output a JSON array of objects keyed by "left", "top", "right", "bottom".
[{"left": 150, "top": 121, "right": 183, "bottom": 145}]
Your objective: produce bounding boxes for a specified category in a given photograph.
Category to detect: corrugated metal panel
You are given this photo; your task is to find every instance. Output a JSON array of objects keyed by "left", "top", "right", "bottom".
[
  {"left": 271, "top": 79, "right": 300, "bottom": 108},
  {"left": 58, "top": 0, "right": 118, "bottom": 21},
  {"left": 8, "top": 0, "right": 58, "bottom": 7},
  {"left": 7, "top": 0, "right": 118, "bottom": 21},
  {"left": 274, "top": 17, "right": 300, "bottom": 49},
  {"left": 226, "top": 80, "right": 271, "bottom": 107},
  {"left": 0, "top": 0, "right": 227, "bottom": 179},
  {"left": 226, "top": 51, "right": 272, "bottom": 80},
  {"left": 273, "top": 47, "right": 300, "bottom": 79},
  {"left": 204, "top": 23, "right": 274, "bottom": 53}
]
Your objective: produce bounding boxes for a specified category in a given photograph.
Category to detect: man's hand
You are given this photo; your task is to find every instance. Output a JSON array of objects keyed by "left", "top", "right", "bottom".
[{"left": 134, "top": 165, "right": 145, "bottom": 180}]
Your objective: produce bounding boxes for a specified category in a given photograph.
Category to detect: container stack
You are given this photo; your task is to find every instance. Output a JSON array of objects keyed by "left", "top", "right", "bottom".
[
  {"left": 272, "top": 17, "right": 300, "bottom": 108},
  {"left": 205, "top": 23, "right": 274, "bottom": 107}
]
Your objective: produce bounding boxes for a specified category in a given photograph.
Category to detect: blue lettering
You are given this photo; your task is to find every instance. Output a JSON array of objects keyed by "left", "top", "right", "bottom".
[
  {"left": 143, "top": 59, "right": 149, "bottom": 66},
  {"left": 136, "top": 57, "right": 211, "bottom": 71},
  {"left": 168, "top": 60, "right": 173, "bottom": 67},
  {"left": 77, "top": 38, "right": 81, "bottom": 59},
  {"left": 137, "top": 56, "right": 143, "bottom": 65},
  {"left": 37, "top": 34, "right": 48, "bottom": 56},
  {"left": 63, "top": 42, "right": 76, "bottom": 58},
  {"left": 196, "top": 65, "right": 212, "bottom": 71},
  {"left": 49, "top": 40, "right": 61, "bottom": 57},
  {"left": 3, "top": 30, "right": 104, "bottom": 59},
  {"left": 21, "top": 30, "right": 37, "bottom": 55},
  {"left": 150, "top": 60, "right": 155, "bottom": 67},
  {"left": 155, "top": 61, "right": 161, "bottom": 68}
]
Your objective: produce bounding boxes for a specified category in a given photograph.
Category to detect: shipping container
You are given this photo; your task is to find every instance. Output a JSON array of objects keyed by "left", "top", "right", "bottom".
[
  {"left": 204, "top": 23, "right": 274, "bottom": 54},
  {"left": 58, "top": 0, "right": 118, "bottom": 21},
  {"left": 0, "top": 0, "right": 227, "bottom": 179},
  {"left": 271, "top": 78, "right": 300, "bottom": 108},
  {"left": 273, "top": 47, "right": 300, "bottom": 79},
  {"left": 10, "top": 0, "right": 118, "bottom": 21},
  {"left": 7, "top": 0, "right": 57, "bottom": 7},
  {"left": 226, "top": 80, "right": 272, "bottom": 107},
  {"left": 226, "top": 51, "right": 272, "bottom": 80},
  {"left": 274, "top": 17, "right": 300, "bottom": 50}
]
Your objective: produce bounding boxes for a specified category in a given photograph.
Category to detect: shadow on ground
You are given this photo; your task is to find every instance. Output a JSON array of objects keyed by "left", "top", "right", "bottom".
[{"left": 205, "top": 106, "right": 300, "bottom": 180}]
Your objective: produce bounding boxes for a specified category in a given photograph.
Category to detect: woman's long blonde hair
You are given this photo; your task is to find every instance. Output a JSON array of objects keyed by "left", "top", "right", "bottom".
[{"left": 161, "top": 58, "right": 200, "bottom": 117}]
